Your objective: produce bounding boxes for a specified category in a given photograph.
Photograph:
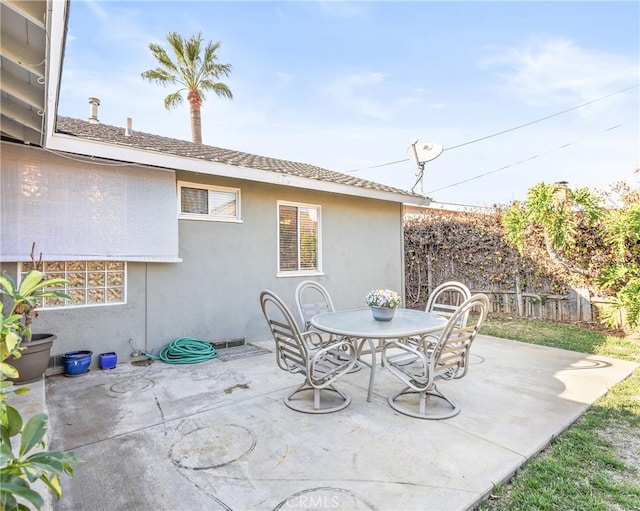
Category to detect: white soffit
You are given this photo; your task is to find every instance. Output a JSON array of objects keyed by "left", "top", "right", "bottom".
[{"left": 0, "top": 0, "right": 48, "bottom": 145}]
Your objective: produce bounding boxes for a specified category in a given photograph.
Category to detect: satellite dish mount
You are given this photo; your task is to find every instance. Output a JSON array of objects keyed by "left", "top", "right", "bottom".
[{"left": 407, "top": 140, "right": 443, "bottom": 193}]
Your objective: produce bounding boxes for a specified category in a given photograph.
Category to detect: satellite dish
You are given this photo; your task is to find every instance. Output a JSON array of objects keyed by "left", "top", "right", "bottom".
[
  {"left": 407, "top": 141, "right": 443, "bottom": 164},
  {"left": 407, "top": 139, "right": 444, "bottom": 194}
]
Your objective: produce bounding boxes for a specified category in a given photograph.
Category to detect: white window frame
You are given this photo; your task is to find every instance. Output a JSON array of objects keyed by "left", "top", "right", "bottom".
[
  {"left": 18, "top": 261, "right": 127, "bottom": 310},
  {"left": 177, "top": 181, "right": 242, "bottom": 223},
  {"left": 277, "top": 200, "right": 323, "bottom": 277}
]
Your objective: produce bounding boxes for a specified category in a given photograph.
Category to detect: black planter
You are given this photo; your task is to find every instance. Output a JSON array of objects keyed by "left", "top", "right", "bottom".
[{"left": 8, "top": 334, "right": 56, "bottom": 384}]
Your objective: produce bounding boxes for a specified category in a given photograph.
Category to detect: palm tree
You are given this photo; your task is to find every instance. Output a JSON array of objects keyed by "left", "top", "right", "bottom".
[{"left": 141, "top": 32, "right": 233, "bottom": 144}]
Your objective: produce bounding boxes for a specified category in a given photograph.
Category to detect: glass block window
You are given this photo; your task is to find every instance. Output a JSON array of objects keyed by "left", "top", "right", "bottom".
[
  {"left": 178, "top": 181, "right": 241, "bottom": 222},
  {"left": 278, "top": 201, "right": 321, "bottom": 275},
  {"left": 19, "top": 261, "right": 126, "bottom": 309}
]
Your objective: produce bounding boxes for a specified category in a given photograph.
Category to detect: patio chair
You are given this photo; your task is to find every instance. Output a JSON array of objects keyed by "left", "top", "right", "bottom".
[
  {"left": 382, "top": 293, "right": 490, "bottom": 419},
  {"left": 425, "top": 280, "right": 472, "bottom": 327},
  {"left": 259, "top": 290, "right": 357, "bottom": 414},
  {"left": 295, "top": 280, "right": 335, "bottom": 332},
  {"left": 295, "top": 280, "right": 362, "bottom": 372}
]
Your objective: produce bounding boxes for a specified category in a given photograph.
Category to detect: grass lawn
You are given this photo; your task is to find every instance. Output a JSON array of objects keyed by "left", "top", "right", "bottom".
[{"left": 476, "top": 315, "right": 640, "bottom": 511}]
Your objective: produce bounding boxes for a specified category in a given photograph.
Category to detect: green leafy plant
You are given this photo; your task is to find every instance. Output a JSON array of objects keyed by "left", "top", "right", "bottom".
[
  {"left": 503, "top": 182, "right": 604, "bottom": 277},
  {"left": 1, "top": 266, "right": 82, "bottom": 510},
  {"left": 598, "top": 203, "right": 640, "bottom": 329},
  {"left": 598, "top": 277, "right": 640, "bottom": 330},
  {"left": 503, "top": 181, "right": 640, "bottom": 330},
  {"left": 0, "top": 411, "right": 82, "bottom": 510}
]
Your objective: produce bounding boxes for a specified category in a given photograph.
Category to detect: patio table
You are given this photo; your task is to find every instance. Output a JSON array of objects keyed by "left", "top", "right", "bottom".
[{"left": 311, "top": 308, "right": 446, "bottom": 402}]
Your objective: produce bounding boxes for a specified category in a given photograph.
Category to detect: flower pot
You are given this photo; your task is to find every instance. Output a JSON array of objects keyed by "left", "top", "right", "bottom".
[
  {"left": 8, "top": 334, "right": 56, "bottom": 384},
  {"left": 99, "top": 352, "right": 117, "bottom": 370},
  {"left": 63, "top": 350, "right": 93, "bottom": 377},
  {"left": 370, "top": 306, "right": 396, "bottom": 322}
]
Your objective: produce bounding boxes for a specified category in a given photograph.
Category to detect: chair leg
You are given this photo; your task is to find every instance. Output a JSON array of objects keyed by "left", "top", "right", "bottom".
[
  {"left": 387, "top": 384, "right": 460, "bottom": 419},
  {"left": 284, "top": 380, "right": 352, "bottom": 414}
]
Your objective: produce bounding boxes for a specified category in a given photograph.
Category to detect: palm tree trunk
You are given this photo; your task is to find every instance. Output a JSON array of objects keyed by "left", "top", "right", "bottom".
[{"left": 190, "top": 103, "right": 202, "bottom": 144}]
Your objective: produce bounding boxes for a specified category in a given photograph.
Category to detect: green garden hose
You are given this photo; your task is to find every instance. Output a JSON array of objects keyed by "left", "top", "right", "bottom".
[{"left": 146, "top": 337, "right": 217, "bottom": 364}]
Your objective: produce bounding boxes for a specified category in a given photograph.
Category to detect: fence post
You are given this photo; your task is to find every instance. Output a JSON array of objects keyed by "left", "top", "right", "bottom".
[
  {"left": 568, "top": 290, "right": 578, "bottom": 321},
  {"left": 568, "top": 288, "right": 593, "bottom": 322},
  {"left": 426, "top": 250, "right": 433, "bottom": 295},
  {"left": 515, "top": 274, "right": 523, "bottom": 316},
  {"left": 576, "top": 287, "right": 592, "bottom": 322}
]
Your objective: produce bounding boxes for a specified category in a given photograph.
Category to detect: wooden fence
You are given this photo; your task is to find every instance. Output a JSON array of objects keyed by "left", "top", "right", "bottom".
[{"left": 470, "top": 289, "right": 612, "bottom": 323}]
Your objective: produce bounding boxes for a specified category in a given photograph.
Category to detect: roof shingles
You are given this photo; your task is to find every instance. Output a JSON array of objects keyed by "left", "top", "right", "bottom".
[{"left": 56, "top": 116, "right": 422, "bottom": 199}]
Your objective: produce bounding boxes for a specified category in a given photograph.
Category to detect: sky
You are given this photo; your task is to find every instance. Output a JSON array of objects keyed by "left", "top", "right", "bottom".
[{"left": 57, "top": 0, "right": 640, "bottom": 206}]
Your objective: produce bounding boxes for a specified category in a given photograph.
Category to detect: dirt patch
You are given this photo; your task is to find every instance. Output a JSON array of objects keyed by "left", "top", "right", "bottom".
[
  {"left": 574, "top": 321, "right": 628, "bottom": 338},
  {"left": 598, "top": 421, "right": 640, "bottom": 484}
]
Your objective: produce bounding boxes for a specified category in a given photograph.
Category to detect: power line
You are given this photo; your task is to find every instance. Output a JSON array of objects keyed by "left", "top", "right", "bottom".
[
  {"left": 425, "top": 121, "right": 630, "bottom": 195},
  {"left": 443, "top": 84, "right": 638, "bottom": 151},
  {"left": 343, "top": 83, "right": 639, "bottom": 174}
]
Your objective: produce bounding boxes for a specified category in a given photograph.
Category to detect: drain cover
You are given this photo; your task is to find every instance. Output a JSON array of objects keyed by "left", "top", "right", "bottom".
[{"left": 170, "top": 424, "right": 256, "bottom": 470}]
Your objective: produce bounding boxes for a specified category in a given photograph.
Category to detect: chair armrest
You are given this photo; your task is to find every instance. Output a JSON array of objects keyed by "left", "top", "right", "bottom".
[
  {"left": 381, "top": 340, "right": 430, "bottom": 389},
  {"left": 382, "top": 338, "right": 424, "bottom": 359},
  {"left": 301, "top": 330, "right": 325, "bottom": 348},
  {"left": 310, "top": 337, "right": 354, "bottom": 361}
]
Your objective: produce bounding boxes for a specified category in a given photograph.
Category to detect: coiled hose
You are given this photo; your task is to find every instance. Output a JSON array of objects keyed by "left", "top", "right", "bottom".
[{"left": 146, "top": 337, "right": 217, "bottom": 364}]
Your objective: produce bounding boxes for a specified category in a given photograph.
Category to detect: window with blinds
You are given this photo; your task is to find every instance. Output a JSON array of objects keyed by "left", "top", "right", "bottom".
[
  {"left": 178, "top": 181, "right": 241, "bottom": 222},
  {"left": 278, "top": 202, "right": 321, "bottom": 275}
]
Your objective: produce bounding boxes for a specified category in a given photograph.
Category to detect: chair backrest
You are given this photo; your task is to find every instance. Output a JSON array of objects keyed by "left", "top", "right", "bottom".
[
  {"left": 295, "top": 281, "right": 335, "bottom": 330},
  {"left": 430, "top": 293, "right": 490, "bottom": 380},
  {"left": 425, "top": 281, "right": 472, "bottom": 326},
  {"left": 260, "top": 290, "right": 308, "bottom": 374}
]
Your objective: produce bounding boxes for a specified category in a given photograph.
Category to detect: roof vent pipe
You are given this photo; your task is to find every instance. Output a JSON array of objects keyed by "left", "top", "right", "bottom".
[
  {"left": 88, "top": 97, "right": 100, "bottom": 124},
  {"left": 125, "top": 117, "right": 132, "bottom": 136}
]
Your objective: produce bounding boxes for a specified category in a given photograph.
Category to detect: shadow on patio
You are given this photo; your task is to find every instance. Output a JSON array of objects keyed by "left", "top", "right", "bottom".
[{"left": 22, "top": 335, "right": 638, "bottom": 511}]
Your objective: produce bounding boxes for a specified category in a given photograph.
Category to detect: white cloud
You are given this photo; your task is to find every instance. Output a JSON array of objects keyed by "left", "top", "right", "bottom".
[
  {"left": 322, "top": 71, "right": 392, "bottom": 119},
  {"left": 483, "top": 37, "right": 639, "bottom": 108},
  {"left": 84, "top": 0, "right": 108, "bottom": 22},
  {"left": 274, "top": 72, "right": 294, "bottom": 86}
]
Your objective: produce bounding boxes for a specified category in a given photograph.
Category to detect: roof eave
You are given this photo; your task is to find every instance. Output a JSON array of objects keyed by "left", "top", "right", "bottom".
[
  {"left": 42, "top": 1, "right": 430, "bottom": 206},
  {"left": 45, "top": 132, "right": 431, "bottom": 205},
  {"left": 44, "top": 0, "right": 68, "bottom": 146}
]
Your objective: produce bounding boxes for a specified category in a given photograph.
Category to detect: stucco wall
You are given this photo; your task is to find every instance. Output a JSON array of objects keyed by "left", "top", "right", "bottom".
[{"left": 1, "top": 169, "right": 404, "bottom": 367}]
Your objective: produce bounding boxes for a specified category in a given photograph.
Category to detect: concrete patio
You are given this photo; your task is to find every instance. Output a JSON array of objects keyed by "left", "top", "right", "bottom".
[{"left": 17, "top": 334, "right": 638, "bottom": 511}]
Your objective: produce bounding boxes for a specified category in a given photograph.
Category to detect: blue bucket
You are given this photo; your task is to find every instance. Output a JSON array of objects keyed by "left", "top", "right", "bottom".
[{"left": 63, "top": 350, "right": 93, "bottom": 376}]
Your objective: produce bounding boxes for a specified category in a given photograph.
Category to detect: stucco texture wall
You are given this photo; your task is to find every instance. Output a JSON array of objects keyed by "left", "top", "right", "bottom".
[
  {"left": 2, "top": 170, "right": 404, "bottom": 364},
  {"left": 145, "top": 171, "right": 404, "bottom": 348}
]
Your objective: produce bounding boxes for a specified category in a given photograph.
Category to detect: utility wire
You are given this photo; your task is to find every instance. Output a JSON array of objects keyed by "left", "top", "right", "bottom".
[
  {"left": 425, "top": 121, "right": 629, "bottom": 195},
  {"left": 443, "top": 84, "right": 638, "bottom": 151},
  {"left": 343, "top": 83, "right": 639, "bottom": 174}
]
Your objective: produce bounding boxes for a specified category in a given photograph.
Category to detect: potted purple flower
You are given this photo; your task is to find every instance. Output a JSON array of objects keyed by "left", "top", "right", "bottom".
[{"left": 364, "top": 289, "right": 401, "bottom": 322}]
